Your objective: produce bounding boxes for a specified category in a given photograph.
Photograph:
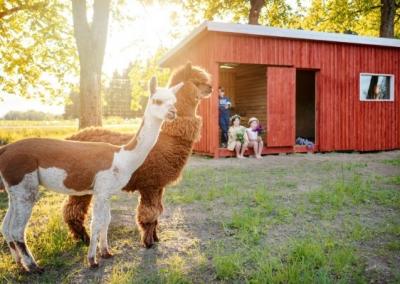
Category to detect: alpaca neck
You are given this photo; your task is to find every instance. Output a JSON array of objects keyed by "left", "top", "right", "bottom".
[
  {"left": 121, "top": 114, "right": 163, "bottom": 173},
  {"left": 161, "top": 116, "right": 202, "bottom": 142}
]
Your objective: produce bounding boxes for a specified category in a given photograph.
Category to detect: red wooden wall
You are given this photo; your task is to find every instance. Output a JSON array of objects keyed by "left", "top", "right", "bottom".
[{"left": 163, "top": 32, "right": 400, "bottom": 155}]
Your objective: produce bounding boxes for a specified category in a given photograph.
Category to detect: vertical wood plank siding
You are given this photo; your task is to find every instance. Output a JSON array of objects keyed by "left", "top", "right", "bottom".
[
  {"left": 267, "top": 67, "right": 296, "bottom": 147},
  {"left": 165, "top": 32, "right": 400, "bottom": 155}
]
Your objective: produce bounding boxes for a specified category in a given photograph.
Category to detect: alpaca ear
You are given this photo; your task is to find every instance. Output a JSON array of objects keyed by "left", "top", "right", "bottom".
[
  {"left": 170, "top": 82, "right": 184, "bottom": 95},
  {"left": 183, "top": 62, "right": 192, "bottom": 80},
  {"left": 149, "top": 76, "right": 157, "bottom": 96}
]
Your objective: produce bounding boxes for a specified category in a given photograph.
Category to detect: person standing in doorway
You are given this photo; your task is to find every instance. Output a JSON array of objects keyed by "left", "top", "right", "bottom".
[{"left": 218, "top": 87, "right": 231, "bottom": 147}]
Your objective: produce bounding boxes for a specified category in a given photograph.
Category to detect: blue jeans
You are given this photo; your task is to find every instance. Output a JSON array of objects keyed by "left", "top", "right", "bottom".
[{"left": 219, "top": 111, "right": 229, "bottom": 144}]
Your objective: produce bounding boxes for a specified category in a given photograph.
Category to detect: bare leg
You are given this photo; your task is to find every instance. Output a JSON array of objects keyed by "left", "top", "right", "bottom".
[
  {"left": 136, "top": 188, "right": 164, "bottom": 248},
  {"left": 257, "top": 140, "right": 264, "bottom": 159},
  {"left": 234, "top": 142, "right": 241, "bottom": 158},
  {"left": 63, "top": 195, "right": 92, "bottom": 245},
  {"left": 240, "top": 142, "right": 248, "bottom": 157},
  {"left": 252, "top": 142, "right": 259, "bottom": 158}
]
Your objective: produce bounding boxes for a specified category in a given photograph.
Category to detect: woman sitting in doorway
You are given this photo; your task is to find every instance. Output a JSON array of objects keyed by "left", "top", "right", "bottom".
[
  {"left": 227, "top": 114, "right": 248, "bottom": 158},
  {"left": 246, "top": 117, "right": 264, "bottom": 159}
]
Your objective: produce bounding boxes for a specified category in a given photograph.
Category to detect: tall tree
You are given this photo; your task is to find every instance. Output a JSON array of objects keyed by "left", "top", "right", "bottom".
[
  {"left": 0, "top": 1, "right": 77, "bottom": 101},
  {"left": 249, "top": 0, "right": 265, "bottom": 24},
  {"left": 182, "top": 0, "right": 299, "bottom": 27},
  {"left": 71, "top": 0, "right": 111, "bottom": 128},
  {"left": 380, "top": 0, "right": 397, "bottom": 37}
]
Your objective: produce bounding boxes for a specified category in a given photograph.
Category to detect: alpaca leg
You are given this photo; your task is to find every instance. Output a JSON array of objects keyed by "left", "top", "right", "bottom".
[
  {"left": 1, "top": 197, "right": 22, "bottom": 265},
  {"left": 63, "top": 195, "right": 92, "bottom": 245},
  {"left": 153, "top": 220, "right": 159, "bottom": 242},
  {"left": 87, "top": 195, "right": 108, "bottom": 268},
  {"left": 136, "top": 188, "right": 164, "bottom": 248},
  {"left": 8, "top": 179, "right": 41, "bottom": 273},
  {"left": 99, "top": 200, "right": 113, "bottom": 259}
]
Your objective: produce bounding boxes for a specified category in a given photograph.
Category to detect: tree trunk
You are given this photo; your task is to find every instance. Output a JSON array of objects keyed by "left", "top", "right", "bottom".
[
  {"left": 79, "top": 62, "right": 102, "bottom": 128},
  {"left": 249, "top": 0, "right": 265, "bottom": 25},
  {"left": 380, "top": 0, "right": 395, "bottom": 38},
  {"left": 72, "top": 0, "right": 111, "bottom": 129}
]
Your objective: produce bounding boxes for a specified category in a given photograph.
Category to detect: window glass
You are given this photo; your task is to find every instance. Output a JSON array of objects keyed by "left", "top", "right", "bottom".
[{"left": 360, "top": 74, "right": 394, "bottom": 101}]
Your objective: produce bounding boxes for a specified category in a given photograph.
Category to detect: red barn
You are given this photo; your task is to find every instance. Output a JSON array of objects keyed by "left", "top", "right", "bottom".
[{"left": 160, "top": 22, "right": 400, "bottom": 158}]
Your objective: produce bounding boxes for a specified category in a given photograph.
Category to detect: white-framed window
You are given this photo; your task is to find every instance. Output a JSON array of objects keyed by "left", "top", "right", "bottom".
[{"left": 360, "top": 73, "right": 394, "bottom": 101}]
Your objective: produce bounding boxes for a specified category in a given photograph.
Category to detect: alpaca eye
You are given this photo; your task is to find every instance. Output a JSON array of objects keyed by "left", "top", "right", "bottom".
[{"left": 152, "top": 99, "right": 163, "bottom": 105}]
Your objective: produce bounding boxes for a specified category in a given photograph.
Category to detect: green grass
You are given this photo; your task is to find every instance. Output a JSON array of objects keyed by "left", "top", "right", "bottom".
[
  {"left": 212, "top": 253, "right": 243, "bottom": 280},
  {"left": 382, "top": 158, "right": 400, "bottom": 166},
  {"left": 307, "top": 175, "right": 400, "bottom": 219}
]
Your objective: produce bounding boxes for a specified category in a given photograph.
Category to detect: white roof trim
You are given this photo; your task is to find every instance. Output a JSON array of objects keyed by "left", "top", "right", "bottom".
[{"left": 159, "top": 21, "right": 400, "bottom": 66}]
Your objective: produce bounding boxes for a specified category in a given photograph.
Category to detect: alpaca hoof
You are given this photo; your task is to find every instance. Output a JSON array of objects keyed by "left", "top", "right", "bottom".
[
  {"left": 27, "top": 263, "right": 44, "bottom": 274},
  {"left": 89, "top": 263, "right": 99, "bottom": 269},
  {"left": 88, "top": 257, "right": 99, "bottom": 269},
  {"left": 143, "top": 241, "right": 155, "bottom": 249},
  {"left": 101, "top": 251, "right": 113, "bottom": 259}
]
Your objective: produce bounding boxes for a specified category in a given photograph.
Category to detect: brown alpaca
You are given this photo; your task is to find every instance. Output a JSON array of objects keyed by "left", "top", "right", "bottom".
[{"left": 63, "top": 63, "right": 212, "bottom": 248}]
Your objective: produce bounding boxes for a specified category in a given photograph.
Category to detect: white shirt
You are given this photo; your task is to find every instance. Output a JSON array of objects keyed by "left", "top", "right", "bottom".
[{"left": 247, "top": 128, "right": 258, "bottom": 141}]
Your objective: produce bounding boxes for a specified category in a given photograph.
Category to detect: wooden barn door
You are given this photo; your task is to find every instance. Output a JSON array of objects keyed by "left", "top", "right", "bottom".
[{"left": 266, "top": 67, "right": 296, "bottom": 147}]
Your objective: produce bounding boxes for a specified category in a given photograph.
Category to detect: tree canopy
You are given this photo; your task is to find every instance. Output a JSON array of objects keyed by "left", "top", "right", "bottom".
[
  {"left": 182, "top": 0, "right": 400, "bottom": 37},
  {"left": 0, "top": 0, "right": 77, "bottom": 101}
]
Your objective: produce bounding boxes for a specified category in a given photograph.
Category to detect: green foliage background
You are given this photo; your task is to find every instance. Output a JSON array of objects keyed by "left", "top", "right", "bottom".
[{"left": 0, "top": 0, "right": 78, "bottom": 101}]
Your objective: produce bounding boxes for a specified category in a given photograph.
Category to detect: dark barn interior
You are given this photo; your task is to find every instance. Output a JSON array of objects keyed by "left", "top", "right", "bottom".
[
  {"left": 219, "top": 64, "right": 317, "bottom": 149},
  {"left": 296, "top": 70, "right": 316, "bottom": 142},
  {"left": 219, "top": 64, "right": 267, "bottom": 142}
]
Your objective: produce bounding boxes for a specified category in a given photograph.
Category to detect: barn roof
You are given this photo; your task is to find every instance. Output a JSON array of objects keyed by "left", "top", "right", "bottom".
[{"left": 159, "top": 21, "right": 400, "bottom": 66}]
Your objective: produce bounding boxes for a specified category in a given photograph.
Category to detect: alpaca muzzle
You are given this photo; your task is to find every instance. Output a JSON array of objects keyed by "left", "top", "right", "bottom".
[{"left": 200, "top": 84, "right": 213, "bottom": 98}]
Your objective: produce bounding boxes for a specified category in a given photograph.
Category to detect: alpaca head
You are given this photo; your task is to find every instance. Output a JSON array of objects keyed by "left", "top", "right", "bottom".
[
  {"left": 168, "top": 62, "right": 212, "bottom": 117},
  {"left": 146, "top": 76, "right": 181, "bottom": 121}
]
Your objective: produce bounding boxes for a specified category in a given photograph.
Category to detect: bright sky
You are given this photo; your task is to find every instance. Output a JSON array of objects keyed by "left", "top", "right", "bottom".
[{"left": 0, "top": 0, "right": 308, "bottom": 118}]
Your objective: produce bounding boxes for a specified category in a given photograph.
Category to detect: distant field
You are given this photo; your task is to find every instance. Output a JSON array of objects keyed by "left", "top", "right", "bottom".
[{"left": 0, "top": 118, "right": 141, "bottom": 144}]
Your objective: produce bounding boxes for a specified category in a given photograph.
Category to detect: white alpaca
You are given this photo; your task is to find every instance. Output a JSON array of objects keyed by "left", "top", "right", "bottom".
[{"left": 0, "top": 77, "right": 183, "bottom": 272}]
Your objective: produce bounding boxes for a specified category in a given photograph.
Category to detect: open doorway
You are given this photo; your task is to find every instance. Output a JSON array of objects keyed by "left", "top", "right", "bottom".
[
  {"left": 218, "top": 63, "right": 267, "bottom": 147},
  {"left": 296, "top": 70, "right": 316, "bottom": 143}
]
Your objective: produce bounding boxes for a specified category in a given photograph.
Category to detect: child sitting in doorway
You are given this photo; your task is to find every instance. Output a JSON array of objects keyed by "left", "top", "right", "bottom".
[
  {"left": 246, "top": 117, "right": 264, "bottom": 159},
  {"left": 227, "top": 114, "right": 248, "bottom": 158}
]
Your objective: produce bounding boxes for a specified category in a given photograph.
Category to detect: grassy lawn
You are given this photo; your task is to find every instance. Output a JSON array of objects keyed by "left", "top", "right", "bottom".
[{"left": 0, "top": 122, "right": 399, "bottom": 283}]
